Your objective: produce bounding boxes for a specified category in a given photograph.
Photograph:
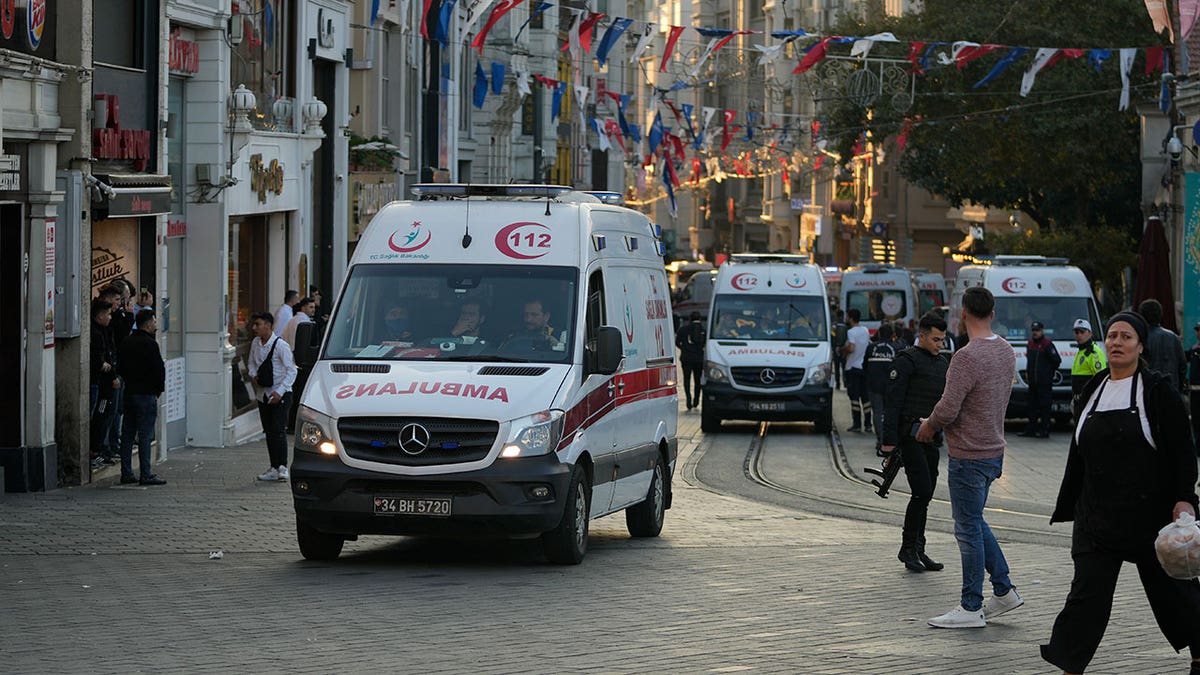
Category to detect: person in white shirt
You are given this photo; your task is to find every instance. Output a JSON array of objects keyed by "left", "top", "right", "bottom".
[
  {"left": 248, "top": 312, "right": 298, "bottom": 481},
  {"left": 273, "top": 290, "right": 299, "bottom": 337},
  {"left": 282, "top": 296, "right": 316, "bottom": 349},
  {"left": 840, "top": 308, "right": 872, "bottom": 432}
]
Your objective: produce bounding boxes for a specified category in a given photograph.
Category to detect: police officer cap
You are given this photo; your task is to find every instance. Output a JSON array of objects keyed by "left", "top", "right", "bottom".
[
  {"left": 1073, "top": 318, "right": 1091, "bottom": 332},
  {"left": 1030, "top": 321, "right": 1044, "bottom": 330}
]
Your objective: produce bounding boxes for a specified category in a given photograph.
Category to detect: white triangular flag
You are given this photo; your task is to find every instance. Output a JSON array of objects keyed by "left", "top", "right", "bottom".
[
  {"left": 1020, "top": 48, "right": 1058, "bottom": 97},
  {"left": 1119, "top": 48, "right": 1136, "bottom": 111},
  {"left": 630, "top": 23, "right": 657, "bottom": 63}
]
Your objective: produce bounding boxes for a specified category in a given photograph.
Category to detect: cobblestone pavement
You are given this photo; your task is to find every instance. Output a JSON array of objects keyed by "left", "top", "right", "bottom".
[{"left": 0, "top": 393, "right": 1194, "bottom": 674}]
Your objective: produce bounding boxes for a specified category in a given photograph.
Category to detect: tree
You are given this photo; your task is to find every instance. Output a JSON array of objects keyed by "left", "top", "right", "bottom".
[
  {"left": 823, "top": 0, "right": 1163, "bottom": 237},
  {"left": 987, "top": 226, "right": 1136, "bottom": 306}
]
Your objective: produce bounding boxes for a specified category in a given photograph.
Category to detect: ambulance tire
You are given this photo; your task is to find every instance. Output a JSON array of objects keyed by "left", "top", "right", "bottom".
[
  {"left": 626, "top": 459, "right": 665, "bottom": 538},
  {"left": 297, "top": 520, "right": 344, "bottom": 561},
  {"left": 701, "top": 407, "right": 722, "bottom": 433},
  {"left": 542, "top": 464, "right": 590, "bottom": 565},
  {"left": 814, "top": 407, "right": 833, "bottom": 433}
]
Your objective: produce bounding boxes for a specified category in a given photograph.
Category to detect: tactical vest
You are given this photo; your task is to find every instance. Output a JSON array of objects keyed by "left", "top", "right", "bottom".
[{"left": 895, "top": 347, "right": 951, "bottom": 421}]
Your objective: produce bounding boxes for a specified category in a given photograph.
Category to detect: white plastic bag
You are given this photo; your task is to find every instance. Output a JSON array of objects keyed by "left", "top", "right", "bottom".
[{"left": 1155, "top": 512, "right": 1200, "bottom": 580}]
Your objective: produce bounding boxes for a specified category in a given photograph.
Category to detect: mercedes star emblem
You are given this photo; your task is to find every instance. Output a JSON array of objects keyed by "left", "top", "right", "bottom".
[
  {"left": 759, "top": 368, "right": 777, "bottom": 384},
  {"left": 398, "top": 423, "right": 432, "bottom": 455}
]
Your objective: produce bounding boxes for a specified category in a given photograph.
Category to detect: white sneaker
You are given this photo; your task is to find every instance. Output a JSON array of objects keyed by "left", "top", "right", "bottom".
[
  {"left": 928, "top": 605, "right": 986, "bottom": 629},
  {"left": 257, "top": 467, "right": 280, "bottom": 481},
  {"left": 277, "top": 465, "right": 289, "bottom": 481},
  {"left": 983, "top": 589, "right": 1024, "bottom": 620}
]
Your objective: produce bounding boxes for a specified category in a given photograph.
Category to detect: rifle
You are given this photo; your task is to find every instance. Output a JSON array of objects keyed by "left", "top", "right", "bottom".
[{"left": 864, "top": 450, "right": 903, "bottom": 499}]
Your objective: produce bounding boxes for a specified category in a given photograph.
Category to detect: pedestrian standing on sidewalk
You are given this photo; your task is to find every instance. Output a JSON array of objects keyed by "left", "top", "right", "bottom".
[
  {"left": 1139, "top": 299, "right": 1188, "bottom": 400},
  {"left": 864, "top": 323, "right": 900, "bottom": 454},
  {"left": 675, "top": 311, "right": 706, "bottom": 411},
  {"left": 105, "top": 282, "right": 135, "bottom": 458},
  {"left": 840, "top": 308, "right": 871, "bottom": 433},
  {"left": 248, "top": 312, "right": 297, "bottom": 481},
  {"left": 1188, "top": 322, "right": 1200, "bottom": 448},
  {"left": 1021, "top": 321, "right": 1060, "bottom": 438},
  {"left": 882, "top": 311, "right": 950, "bottom": 573},
  {"left": 273, "top": 290, "right": 299, "bottom": 337},
  {"left": 831, "top": 309, "right": 847, "bottom": 390},
  {"left": 1040, "top": 311, "right": 1200, "bottom": 674},
  {"left": 116, "top": 309, "right": 167, "bottom": 486},
  {"left": 282, "top": 296, "right": 315, "bottom": 349},
  {"left": 918, "top": 286, "right": 1021, "bottom": 629},
  {"left": 89, "top": 298, "right": 120, "bottom": 468}
]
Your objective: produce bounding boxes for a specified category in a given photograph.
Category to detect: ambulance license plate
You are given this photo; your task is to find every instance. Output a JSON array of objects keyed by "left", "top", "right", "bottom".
[
  {"left": 748, "top": 401, "right": 786, "bottom": 412},
  {"left": 373, "top": 496, "right": 453, "bottom": 516}
]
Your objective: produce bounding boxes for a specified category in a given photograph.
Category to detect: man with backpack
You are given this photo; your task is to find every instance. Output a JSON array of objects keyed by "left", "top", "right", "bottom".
[
  {"left": 676, "top": 311, "right": 707, "bottom": 411},
  {"left": 248, "top": 312, "right": 298, "bottom": 481}
]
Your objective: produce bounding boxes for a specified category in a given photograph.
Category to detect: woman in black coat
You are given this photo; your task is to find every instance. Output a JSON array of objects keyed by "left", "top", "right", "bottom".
[{"left": 1041, "top": 312, "right": 1200, "bottom": 674}]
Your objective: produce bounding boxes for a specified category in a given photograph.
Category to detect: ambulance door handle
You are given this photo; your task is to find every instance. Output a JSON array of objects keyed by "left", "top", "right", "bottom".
[
  {"left": 607, "top": 381, "right": 616, "bottom": 394},
  {"left": 615, "top": 379, "right": 625, "bottom": 391}
]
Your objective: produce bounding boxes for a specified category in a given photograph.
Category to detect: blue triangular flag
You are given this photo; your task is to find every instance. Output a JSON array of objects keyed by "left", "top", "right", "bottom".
[
  {"left": 743, "top": 111, "right": 759, "bottom": 141},
  {"left": 628, "top": 124, "right": 641, "bottom": 143},
  {"left": 552, "top": 82, "right": 566, "bottom": 121},
  {"left": 681, "top": 103, "right": 696, "bottom": 142},
  {"left": 491, "top": 62, "right": 505, "bottom": 94},
  {"left": 973, "top": 47, "right": 1027, "bottom": 89},
  {"left": 473, "top": 62, "right": 488, "bottom": 109},
  {"left": 263, "top": 1, "right": 274, "bottom": 46},
  {"left": 663, "top": 157, "right": 677, "bottom": 217},
  {"left": 648, "top": 112, "right": 665, "bottom": 153},
  {"left": 436, "top": 0, "right": 458, "bottom": 47},
  {"left": 1161, "top": 51, "right": 1172, "bottom": 113},
  {"left": 515, "top": 2, "right": 552, "bottom": 40},
  {"left": 1088, "top": 49, "right": 1112, "bottom": 73},
  {"left": 369, "top": 0, "right": 379, "bottom": 26},
  {"left": 618, "top": 94, "right": 631, "bottom": 136},
  {"left": 595, "top": 18, "right": 633, "bottom": 67}
]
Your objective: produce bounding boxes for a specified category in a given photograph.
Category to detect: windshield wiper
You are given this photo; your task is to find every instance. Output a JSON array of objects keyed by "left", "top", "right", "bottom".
[{"left": 437, "top": 355, "right": 533, "bottom": 363}]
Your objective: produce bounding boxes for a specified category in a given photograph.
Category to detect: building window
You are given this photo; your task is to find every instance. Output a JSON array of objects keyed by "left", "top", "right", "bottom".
[
  {"left": 230, "top": 0, "right": 296, "bottom": 131},
  {"left": 94, "top": 0, "right": 144, "bottom": 69},
  {"left": 167, "top": 80, "right": 186, "bottom": 215}
]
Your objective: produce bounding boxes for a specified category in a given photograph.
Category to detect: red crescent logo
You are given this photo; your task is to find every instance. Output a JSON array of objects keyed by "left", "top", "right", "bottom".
[
  {"left": 495, "top": 222, "right": 552, "bottom": 260},
  {"left": 731, "top": 273, "right": 758, "bottom": 291},
  {"left": 388, "top": 228, "right": 431, "bottom": 253},
  {"left": 1001, "top": 277, "right": 1026, "bottom": 294},
  {"left": 785, "top": 274, "right": 807, "bottom": 289}
]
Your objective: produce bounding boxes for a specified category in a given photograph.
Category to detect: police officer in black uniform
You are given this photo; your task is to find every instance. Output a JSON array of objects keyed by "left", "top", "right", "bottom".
[
  {"left": 882, "top": 311, "right": 951, "bottom": 572},
  {"left": 865, "top": 323, "right": 900, "bottom": 456}
]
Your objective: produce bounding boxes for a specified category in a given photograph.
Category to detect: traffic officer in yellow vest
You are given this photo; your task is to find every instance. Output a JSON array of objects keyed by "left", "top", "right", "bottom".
[{"left": 1070, "top": 318, "right": 1107, "bottom": 404}]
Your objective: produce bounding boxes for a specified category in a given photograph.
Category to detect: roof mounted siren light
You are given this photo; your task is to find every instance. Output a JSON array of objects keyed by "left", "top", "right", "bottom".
[{"left": 410, "top": 184, "right": 574, "bottom": 200}]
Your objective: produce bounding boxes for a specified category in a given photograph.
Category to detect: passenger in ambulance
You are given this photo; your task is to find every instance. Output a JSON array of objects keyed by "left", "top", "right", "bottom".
[
  {"left": 383, "top": 303, "right": 414, "bottom": 341},
  {"left": 448, "top": 300, "right": 486, "bottom": 339},
  {"left": 501, "top": 298, "right": 561, "bottom": 350}
]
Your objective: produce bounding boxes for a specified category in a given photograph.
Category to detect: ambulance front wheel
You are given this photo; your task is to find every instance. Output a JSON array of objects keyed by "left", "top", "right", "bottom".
[
  {"left": 701, "top": 405, "right": 722, "bottom": 433},
  {"left": 297, "top": 519, "right": 344, "bottom": 561},
  {"left": 626, "top": 459, "right": 665, "bottom": 538},
  {"left": 542, "top": 464, "right": 591, "bottom": 565},
  {"left": 814, "top": 407, "right": 833, "bottom": 433}
]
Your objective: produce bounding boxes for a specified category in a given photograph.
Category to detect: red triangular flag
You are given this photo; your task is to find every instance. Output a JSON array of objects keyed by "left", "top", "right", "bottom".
[{"left": 660, "top": 26, "right": 685, "bottom": 72}]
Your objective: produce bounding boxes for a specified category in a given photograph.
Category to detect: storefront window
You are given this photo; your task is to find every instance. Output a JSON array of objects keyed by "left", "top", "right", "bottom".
[
  {"left": 228, "top": 218, "right": 269, "bottom": 415},
  {"left": 94, "top": 0, "right": 143, "bottom": 68},
  {"left": 229, "top": 0, "right": 295, "bottom": 131}
]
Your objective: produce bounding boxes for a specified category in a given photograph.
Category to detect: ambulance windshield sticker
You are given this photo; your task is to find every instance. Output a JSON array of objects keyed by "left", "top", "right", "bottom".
[
  {"left": 371, "top": 221, "right": 432, "bottom": 260},
  {"left": 880, "top": 295, "right": 903, "bottom": 316},
  {"left": 785, "top": 272, "right": 807, "bottom": 289},
  {"left": 495, "top": 222, "right": 552, "bottom": 260},
  {"left": 731, "top": 272, "right": 758, "bottom": 291}
]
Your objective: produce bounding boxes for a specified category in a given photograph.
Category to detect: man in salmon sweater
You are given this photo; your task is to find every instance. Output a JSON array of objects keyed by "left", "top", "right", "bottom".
[{"left": 918, "top": 286, "right": 1023, "bottom": 629}]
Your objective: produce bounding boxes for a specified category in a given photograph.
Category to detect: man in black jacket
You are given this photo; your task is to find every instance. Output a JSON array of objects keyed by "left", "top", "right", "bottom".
[
  {"left": 864, "top": 323, "right": 900, "bottom": 455},
  {"left": 116, "top": 309, "right": 167, "bottom": 486},
  {"left": 1189, "top": 322, "right": 1200, "bottom": 448},
  {"left": 1021, "top": 321, "right": 1061, "bottom": 438},
  {"left": 882, "top": 311, "right": 951, "bottom": 572},
  {"left": 89, "top": 298, "right": 119, "bottom": 468},
  {"left": 676, "top": 311, "right": 706, "bottom": 410},
  {"left": 1139, "top": 299, "right": 1187, "bottom": 398}
]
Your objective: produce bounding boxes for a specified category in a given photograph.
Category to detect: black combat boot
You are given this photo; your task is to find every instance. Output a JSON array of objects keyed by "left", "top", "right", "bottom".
[
  {"left": 917, "top": 535, "right": 944, "bottom": 571},
  {"left": 897, "top": 546, "right": 925, "bottom": 572}
]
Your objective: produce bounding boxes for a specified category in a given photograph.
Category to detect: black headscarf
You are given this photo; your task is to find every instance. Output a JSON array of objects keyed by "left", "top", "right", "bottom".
[{"left": 1105, "top": 311, "right": 1148, "bottom": 345}]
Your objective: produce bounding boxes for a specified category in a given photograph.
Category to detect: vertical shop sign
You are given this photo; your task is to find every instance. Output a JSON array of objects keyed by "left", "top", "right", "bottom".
[
  {"left": 1184, "top": 173, "right": 1200, "bottom": 340},
  {"left": 44, "top": 218, "right": 55, "bottom": 347},
  {"left": 164, "top": 357, "right": 186, "bottom": 422}
]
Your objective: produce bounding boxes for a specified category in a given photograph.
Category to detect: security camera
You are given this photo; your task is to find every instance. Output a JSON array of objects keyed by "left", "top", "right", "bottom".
[{"left": 1168, "top": 136, "right": 1183, "bottom": 160}]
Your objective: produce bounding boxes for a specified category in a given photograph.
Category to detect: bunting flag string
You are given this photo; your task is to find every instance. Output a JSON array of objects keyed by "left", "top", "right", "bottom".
[{"left": 660, "top": 26, "right": 686, "bottom": 72}]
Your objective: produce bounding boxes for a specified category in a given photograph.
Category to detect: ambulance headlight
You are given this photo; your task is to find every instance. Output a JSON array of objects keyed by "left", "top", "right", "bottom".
[
  {"left": 297, "top": 406, "right": 336, "bottom": 455},
  {"left": 705, "top": 360, "right": 729, "bottom": 383},
  {"left": 807, "top": 362, "right": 831, "bottom": 387},
  {"left": 501, "top": 410, "right": 565, "bottom": 458}
]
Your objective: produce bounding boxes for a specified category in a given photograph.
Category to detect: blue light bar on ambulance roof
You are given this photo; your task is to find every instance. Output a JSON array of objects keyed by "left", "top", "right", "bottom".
[
  {"left": 410, "top": 184, "right": 574, "bottom": 199},
  {"left": 584, "top": 191, "right": 626, "bottom": 206}
]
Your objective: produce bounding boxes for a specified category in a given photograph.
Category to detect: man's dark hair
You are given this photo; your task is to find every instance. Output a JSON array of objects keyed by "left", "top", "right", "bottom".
[
  {"left": 134, "top": 308, "right": 155, "bottom": 328},
  {"left": 689, "top": 311, "right": 701, "bottom": 321},
  {"left": 91, "top": 298, "right": 112, "bottom": 320},
  {"left": 846, "top": 308, "right": 861, "bottom": 323},
  {"left": 877, "top": 323, "right": 894, "bottom": 340},
  {"left": 295, "top": 297, "right": 315, "bottom": 312},
  {"left": 835, "top": 309, "right": 844, "bottom": 321},
  {"left": 285, "top": 289, "right": 299, "bottom": 303},
  {"left": 918, "top": 311, "right": 948, "bottom": 333},
  {"left": 309, "top": 285, "right": 322, "bottom": 296},
  {"left": 1137, "top": 299, "right": 1163, "bottom": 327},
  {"left": 99, "top": 286, "right": 121, "bottom": 302},
  {"left": 962, "top": 286, "right": 995, "bottom": 319},
  {"left": 251, "top": 311, "right": 274, "bottom": 325}
]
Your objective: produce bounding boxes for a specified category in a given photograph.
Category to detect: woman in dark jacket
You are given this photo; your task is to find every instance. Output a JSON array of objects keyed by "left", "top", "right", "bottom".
[{"left": 1041, "top": 312, "right": 1200, "bottom": 674}]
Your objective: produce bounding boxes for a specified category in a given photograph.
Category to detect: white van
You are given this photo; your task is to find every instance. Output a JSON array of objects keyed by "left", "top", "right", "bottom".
[
  {"left": 701, "top": 254, "right": 834, "bottom": 432},
  {"left": 913, "top": 270, "right": 948, "bottom": 315},
  {"left": 948, "top": 256, "right": 1101, "bottom": 421},
  {"left": 840, "top": 264, "right": 920, "bottom": 334},
  {"left": 671, "top": 268, "right": 718, "bottom": 327},
  {"left": 291, "top": 185, "right": 678, "bottom": 565}
]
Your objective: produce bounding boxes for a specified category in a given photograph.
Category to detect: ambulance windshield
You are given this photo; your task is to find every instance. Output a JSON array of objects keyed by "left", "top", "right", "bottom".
[
  {"left": 323, "top": 264, "right": 578, "bottom": 363},
  {"left": 993, "top": 297, "right": 1100, "bottom": 343},
  {"left": 710, "top": 295, "right": 827, "bottom": 341}
]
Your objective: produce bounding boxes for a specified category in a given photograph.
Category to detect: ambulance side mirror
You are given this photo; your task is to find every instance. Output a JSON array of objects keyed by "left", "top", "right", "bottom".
[{"left": 595, "top": 326, "right": 623, "bottom": 375}]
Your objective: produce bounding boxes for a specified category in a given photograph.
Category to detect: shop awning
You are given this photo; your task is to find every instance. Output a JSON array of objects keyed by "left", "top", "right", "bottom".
[{"left": 92, "top": 173, "right": 173, "bottom": 219}]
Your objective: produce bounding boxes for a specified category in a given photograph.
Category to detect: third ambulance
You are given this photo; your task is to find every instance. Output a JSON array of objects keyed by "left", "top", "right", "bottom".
[
  {"left": 701, "top": 254, "right": 834, "bottom": 432},
  {"left": 840, "top": 264, "right": 920, "bottom": 334}
]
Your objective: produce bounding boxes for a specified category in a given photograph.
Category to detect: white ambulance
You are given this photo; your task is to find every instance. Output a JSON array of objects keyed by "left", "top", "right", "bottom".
[
  {"left": 948, "top": 255, "right": 1101, "bottom": 421},
  {"left": 701, "top": 254, "right": 834, "bottom": 432},
  {"left": 913, "top": 270, "right": 949, "bottom": 315},
  {"left": 840, "top": 264, "right": 920, "bottom": 334},
  {"left": 291, "top": 185, "right": 678, "bottom": 565}
]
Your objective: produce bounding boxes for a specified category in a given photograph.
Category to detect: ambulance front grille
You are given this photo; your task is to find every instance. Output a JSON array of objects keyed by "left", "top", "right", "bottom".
[
  {"left": 338, "top": 417, "right": 499, "bottom": 466},
  {"left": 731, "top": 366, "right": 806, "bottom": 388}
]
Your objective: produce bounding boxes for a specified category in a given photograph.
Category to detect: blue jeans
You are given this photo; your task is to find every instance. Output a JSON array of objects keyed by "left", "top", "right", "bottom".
[
  {"left": 119, "top": 394, "right": 159, "bottom": 480},
  {"left": 948, "top": 456, "right": 1014, "bottom": 611}
]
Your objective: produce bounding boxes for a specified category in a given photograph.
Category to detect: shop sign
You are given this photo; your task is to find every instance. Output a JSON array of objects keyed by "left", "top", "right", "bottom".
[
  {"left": 249, "top": 154, "right": 284, "bottom": 203},
  {"left": 103, "top": 189, "right": 171, "bottom": 217},
  {"left": 0, "top": 154, "right": 19, "bottom": 191},
  {"left": 44, "top": 218, "right": 55, "bottom": 348},
  {"left": 168, "top": 28, "right": 200, "bottom": 76},
  {"left": 167, "top": 219, "right": 187, "bottom": 238},
  {"left": 316, "top": 8, "right": 335, "bottom": 48},
  {"left": 0, "top": 0, "right": 55, "bottom": 58},
  {"left": 91, "top": 247, "right": 130, "bottom": 291},
  {"left": 93, "top": 129, "right": 152, "bottom": 171}
]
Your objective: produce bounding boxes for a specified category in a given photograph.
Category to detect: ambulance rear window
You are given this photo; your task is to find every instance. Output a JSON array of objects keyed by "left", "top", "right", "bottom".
[{"left": 845, "top": 290, "right": 908, "bottom": 322}]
